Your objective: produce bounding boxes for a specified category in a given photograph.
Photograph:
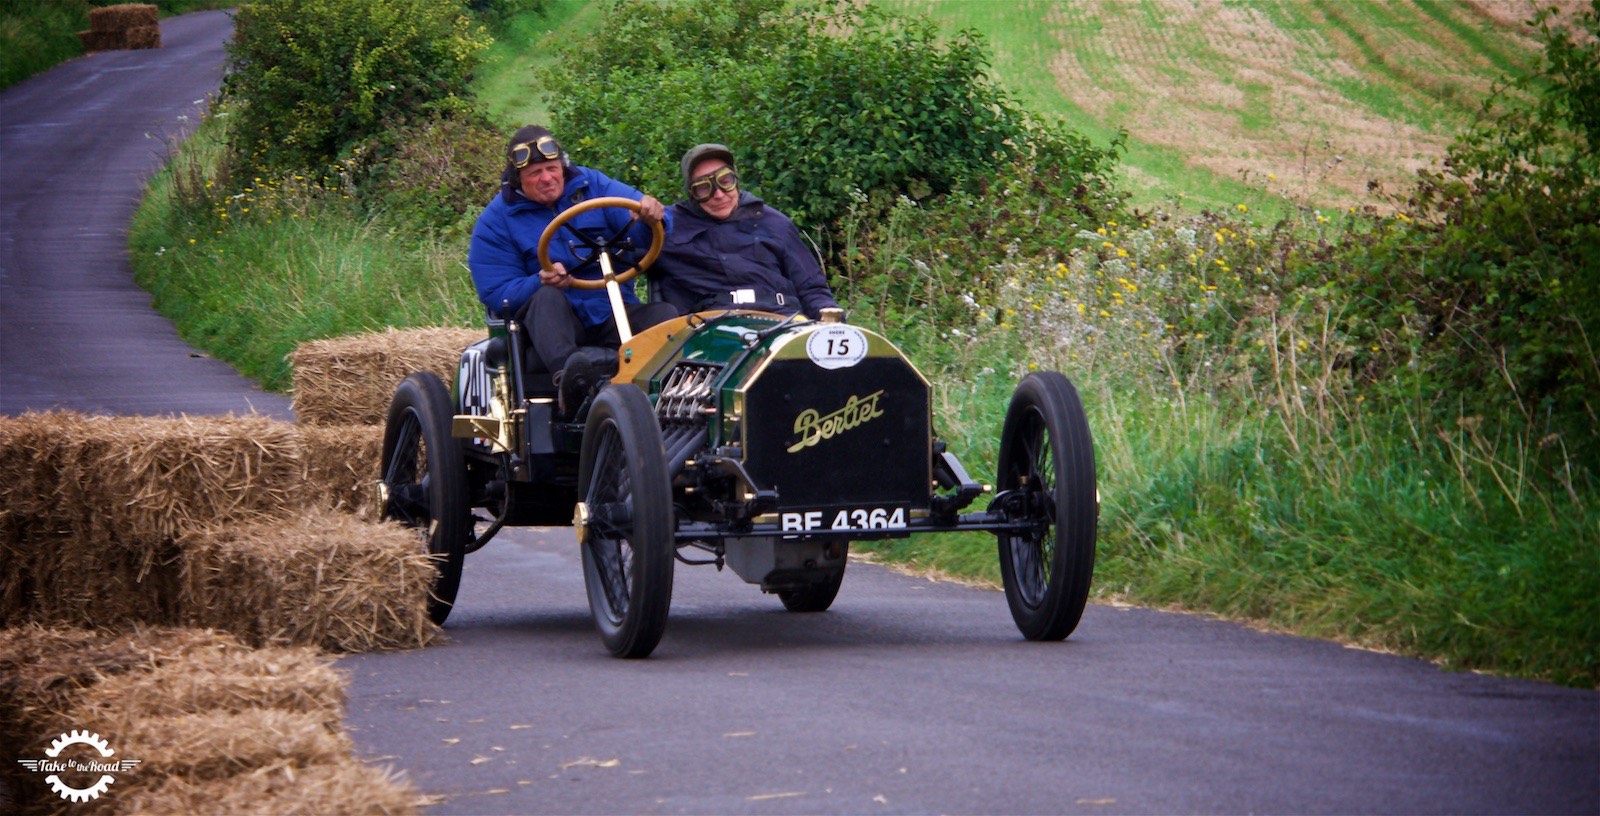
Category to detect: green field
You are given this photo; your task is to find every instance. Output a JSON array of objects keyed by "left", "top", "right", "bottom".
[{"left": 880, "top": 0, "right": 1544, "bottom": 212}]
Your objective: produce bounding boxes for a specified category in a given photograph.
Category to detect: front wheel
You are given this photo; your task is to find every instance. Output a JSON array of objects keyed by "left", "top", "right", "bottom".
[
  {"left": 380, "top": 372, "right": 470, "bottom": 625},
  {"left": 576, "top": 385, "right": 675, "bottom": 658},
  {"left": 995, "top": 371, "right": 1097, "bottom": 641}
]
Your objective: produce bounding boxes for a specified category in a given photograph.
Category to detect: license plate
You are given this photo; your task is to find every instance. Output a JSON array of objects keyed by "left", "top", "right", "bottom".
[{"left": 780, "top": 506, "right": 907, "bottom": 532}]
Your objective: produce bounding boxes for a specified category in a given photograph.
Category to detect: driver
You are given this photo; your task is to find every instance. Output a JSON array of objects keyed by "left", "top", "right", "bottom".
[
  {"left": 468, "top": 125, "right": 678, "bottom": 376},
  {"left": 650, "top": 144, "right": 840, "bottom": 320}
]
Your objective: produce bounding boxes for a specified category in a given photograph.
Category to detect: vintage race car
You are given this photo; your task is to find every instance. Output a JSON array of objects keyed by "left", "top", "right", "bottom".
[{"left": 378, "top": 197, "right": 1097, "bottom": 658}]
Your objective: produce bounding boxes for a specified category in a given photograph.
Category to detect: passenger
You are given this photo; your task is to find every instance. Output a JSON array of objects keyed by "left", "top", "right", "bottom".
[
  {"left": 467, "top": 125, "right": 678, "bottom": 377},
  {"left": 651, "top": 144, "right": 840, "bottom": 320}
]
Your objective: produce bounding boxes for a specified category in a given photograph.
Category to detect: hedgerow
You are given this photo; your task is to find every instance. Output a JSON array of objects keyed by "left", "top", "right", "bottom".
[{"left": 222, "top": 0, "right": 490, "bottom": 181}]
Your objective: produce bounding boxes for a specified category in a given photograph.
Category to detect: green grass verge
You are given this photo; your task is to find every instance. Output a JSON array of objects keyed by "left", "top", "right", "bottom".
[
  {"left": 128, "top": 124, "right": 481, "bottom": 391},
  {"left": 858, "top": 342, "right": 1599, "bottom": 688},
  {"left": 474, "top": 0, "right": 605, "bottom": 129}
]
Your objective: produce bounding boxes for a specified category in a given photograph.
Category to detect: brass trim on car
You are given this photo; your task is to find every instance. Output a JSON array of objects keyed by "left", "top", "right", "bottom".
[
  {"left": 452, "top": 415, "right": 509, "bottom": 452},
  {"left": 739, "top": 323, "right": 931, "bottom": 388},
  {"left": 616, "top": 309, "right": 793, "bottom": 387},
  {"left": 572, "top": 501, "right": 591, "bottom": 545}
]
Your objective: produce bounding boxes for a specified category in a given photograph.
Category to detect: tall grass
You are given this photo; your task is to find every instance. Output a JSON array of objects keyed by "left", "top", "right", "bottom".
[
  {"left": 849, "top": 199, "right": 1598, "bottom": 687},
  {"left": 128, "top": 120, "right": 481, "bottom": 391}
]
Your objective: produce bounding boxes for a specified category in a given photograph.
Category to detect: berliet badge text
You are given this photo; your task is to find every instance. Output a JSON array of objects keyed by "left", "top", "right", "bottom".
[{"left": 787, "top": 389, "right": 886, "bottom": 453}]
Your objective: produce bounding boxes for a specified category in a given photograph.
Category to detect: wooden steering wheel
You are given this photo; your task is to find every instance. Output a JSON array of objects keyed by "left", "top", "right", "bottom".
[{"left": 536, "top": 196, "right": 666, "bottom": 290}]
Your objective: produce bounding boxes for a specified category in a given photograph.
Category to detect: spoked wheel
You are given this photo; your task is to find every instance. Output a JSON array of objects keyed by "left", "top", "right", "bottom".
[
  {"left": 576, "top": 385, "right": 674, "bottom": 658},
  {"left": 778, "top": 544, "right": 848, "bottom": 612},
  {"left": 380, "top": 372, "right": 470, "bottom": 626},
  {"left": 995, "top": 371, "right": 1097, "bottom": 641}
]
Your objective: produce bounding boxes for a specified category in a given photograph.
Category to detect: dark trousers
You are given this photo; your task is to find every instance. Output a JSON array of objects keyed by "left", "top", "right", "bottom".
[{"left": 521, "top": 285, "right": 678, "bottom": 373}]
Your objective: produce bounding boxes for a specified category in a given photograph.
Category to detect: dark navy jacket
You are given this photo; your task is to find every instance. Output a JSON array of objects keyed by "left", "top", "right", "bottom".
[
  {"left": 652, "top": 193, "right": 839, "bottom": 319},
  {"left": 467, "top": 166, "right": 670, "bottom": 325}
]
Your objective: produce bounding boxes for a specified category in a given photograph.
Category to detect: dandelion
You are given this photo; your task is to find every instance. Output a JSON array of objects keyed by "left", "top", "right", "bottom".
[
  {"left": 1116, "top": 248, "right": 1128, "bottom": 258},
  {"left": 1098, "top": 309, "right": 1111, "bottom": 318},
  {"left": 1267, "top": 173, "right": 1277, "bottom": 181},
  {"left": 1236, "top": 203, "right": 1248, "bottom": 213}
]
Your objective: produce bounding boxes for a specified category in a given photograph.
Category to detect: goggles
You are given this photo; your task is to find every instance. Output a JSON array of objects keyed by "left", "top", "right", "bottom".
[
  {"left": 688, "top": 167, "right": 738, "bottom": 202},
  {"left": 510, "top": 135, "right": 561, "bottom": 169}
]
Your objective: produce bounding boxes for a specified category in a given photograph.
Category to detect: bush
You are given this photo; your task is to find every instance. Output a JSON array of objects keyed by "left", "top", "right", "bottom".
[
  {"left": 541, "top": 0, "right": 1124, "bottom": 329},
  {"left": 1311, "top": 1, "right": 1600, "bottom": 467},
  {"left": 222, "top": 0, "right": 490, "bottom": 180},
  {"left": 543, "top": 0, "right": 1054, "bottom": 230},
  {"left": 353, "top": 111, "right": 506, "bottom": 235}
]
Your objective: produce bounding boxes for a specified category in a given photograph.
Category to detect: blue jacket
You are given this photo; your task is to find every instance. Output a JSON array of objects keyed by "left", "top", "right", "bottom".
[
  {"left": 652, "top": 192, "right": 839, "bottom": 319},
  {"left": 468, "top": 166, "right": 671, "bottom": 325}
]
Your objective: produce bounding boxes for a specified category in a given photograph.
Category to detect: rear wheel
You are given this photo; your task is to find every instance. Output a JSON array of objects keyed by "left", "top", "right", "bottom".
[
  {"left": 380, "top": 372, "right": 470, "bottom": 625},
  {"left": 577, "top": 385, "right": 674, "bottom": 658},
  {"left": 995, "top": 371, "right": 1097, "bottom": 641},
  {"left": 778, "top": 545, "right": 848, "bottom": 612}
]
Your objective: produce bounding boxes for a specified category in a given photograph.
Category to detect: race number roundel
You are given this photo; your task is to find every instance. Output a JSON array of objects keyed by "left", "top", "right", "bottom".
[{"left": 805, "top": 325, "right": 868, "bottom": 369}]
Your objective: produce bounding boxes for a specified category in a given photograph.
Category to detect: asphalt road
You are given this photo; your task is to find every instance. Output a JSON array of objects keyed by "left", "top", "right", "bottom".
[
  {"left": 2, "top": 11, "right": 1596, "bottom": 816},
  {"left": 0, "top": 9, "right": 290, "bottom": 419}
]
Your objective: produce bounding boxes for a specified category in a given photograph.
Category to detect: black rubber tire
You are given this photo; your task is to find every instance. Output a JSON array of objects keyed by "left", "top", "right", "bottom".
[
  {"left": 778, "top": 544, "right": 848, "bottom": 612},
  {"left": 380, "top": 372, "right": 471, "bottom": 626},
  {"left": 995, "top": 371, "right": 1097, "bottom": 641},
  {"left": 577, "top": 385, "right": 675, "bottom": 658}
]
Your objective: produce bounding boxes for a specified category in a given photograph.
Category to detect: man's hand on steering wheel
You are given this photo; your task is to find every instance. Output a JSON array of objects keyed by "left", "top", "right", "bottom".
[
  {"left": 539, "top": 261, "right": 572, "bottom": 289},
  {"left": 636, "top": 195, "right": 664, "bottom": 226},
  {"left": 537, "top": 196, "right": 666, "bottom": 290}
]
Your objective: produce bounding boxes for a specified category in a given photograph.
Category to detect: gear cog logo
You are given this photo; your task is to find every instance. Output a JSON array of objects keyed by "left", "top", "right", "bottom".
[{"left": 15, "top": 729, "right": 142, "bottom": 802}]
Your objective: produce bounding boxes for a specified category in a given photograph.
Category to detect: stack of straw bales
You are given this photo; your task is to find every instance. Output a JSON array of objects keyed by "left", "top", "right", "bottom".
[
  {"left": 0, "top": 625, "right": 422, "bottom": 815},
  {"left": 1, "top": 412, "right": 428, "bottom": 651},
  {"left": 77, "top": 4, "right": 161, "bottom": 52},
  {"left": 0, "top": 327, "right": 485, "bottom": 813},
  {"left": 290, "top": 327, "right": 483, "bottom": 425}
]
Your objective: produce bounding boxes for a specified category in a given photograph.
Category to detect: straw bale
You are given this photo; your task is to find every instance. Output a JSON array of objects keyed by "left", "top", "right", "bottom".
[
  {"left": 0, "top": 626, "right": 410, "bottom": 816},
  {"left": 295, "top": 423, "right": 386, "bottom": 518},
  {"left": 0, "top": 626, "right": 233, "bottom": 764},
  {"left": 71, "top": 641, "right": 344, "bottom": 728},
  {"left": 7, "top": 530, "right": 184, "bottom": 629},
  {"left": 123, "top": 24, "right": 161, "bottom": 49},
  {"left": 76, "top": 29, "right": 123, "bottom": 51},
  {"left": 0, "top": 414, "right": 72, "bottom": 520},
  {"left": 289, "top": 327, "right": 482, "bottom": 426},
  {"left": 113, "top": 759, "right": 423, "bottom": 816},
  {"left": 86, "top": 708, "right": 351, "bottom": 785},
  {"left": 2, "top": 414, "right": 436, "bottom": 644},
  {"left": 180, "top": 508, "right": 439, "bottom": 652},
  {"left": 0, "top": 412, "right": 303, "bottom": 545},
  {"left": 87, "top": 4, "right": 157, "bottom": 32}
]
